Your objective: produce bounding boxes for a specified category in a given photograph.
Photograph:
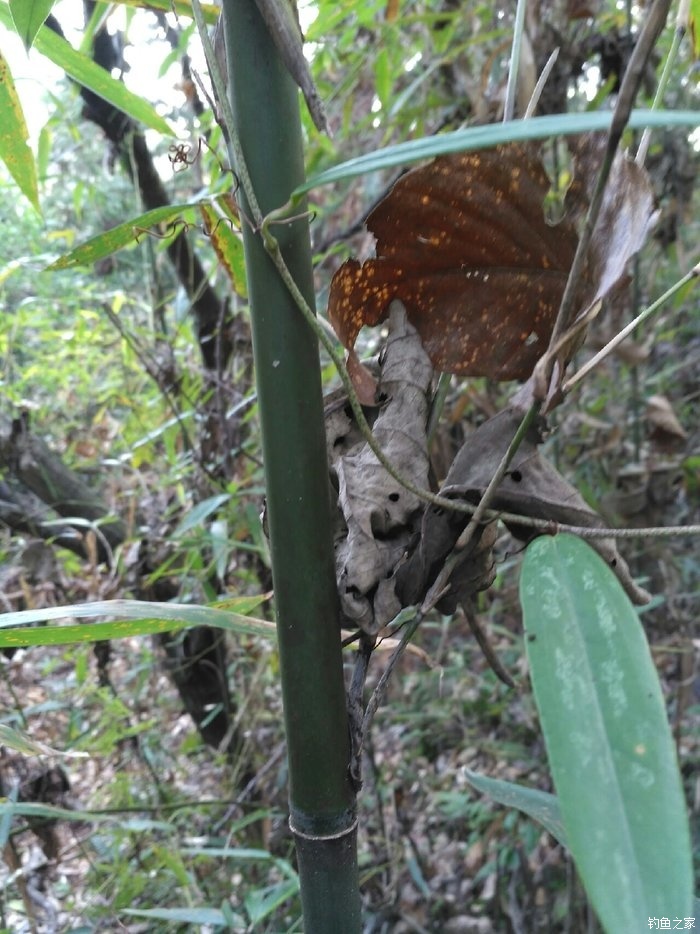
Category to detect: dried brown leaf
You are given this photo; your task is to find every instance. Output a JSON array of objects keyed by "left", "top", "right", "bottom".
[
  {"left": 572, "top": 136, "right": 658, "bottom": 315},
  {"left": 646, "top": 393, "right": 688, "bottom": 447},
  {"left": 332, "top": 301, "right": 433, "bottom": 633},
  {"left": 329, "top": 143, "right": 578, "bottom": 381},
  {"left": 396, "top": 408, "right": 650, "bottom": 606}
]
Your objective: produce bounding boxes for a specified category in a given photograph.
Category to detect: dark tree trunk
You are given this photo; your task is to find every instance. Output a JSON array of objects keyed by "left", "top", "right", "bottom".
[{"left": 48, "top": 9, "right": 233, "bottom": 373}]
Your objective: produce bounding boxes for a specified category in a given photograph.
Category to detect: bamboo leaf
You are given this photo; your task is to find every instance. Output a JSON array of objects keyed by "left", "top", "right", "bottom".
[
  {"left": 199, "top": 195, "right": 247, "bottom": 296},
  {"left": 0, "top": 802, "right": 110, "bottom": 822},
  {"left": 0, "top": 800, "right": 175, "bottom": 834},
  {"left": 9, "top": 0, "right": 56, "bottom": 50},
  {"left": 0, "top": 5, "right": 174, "bottom": 137},
  {"left": 689, "top": 0, "right": 700, "bottom": 57},
  {"left": 520, "top": 534, "right": 693, "bottom": 929},
  {"left": 245, "top": 878, "right": 300, "bottom": 925},
  {"left": 462, "top": 769, "right": 567, "bottom": 846},
  {"left": 0, "top": 724, "right": 88, "bottom": 758},
  {"left": 0, "top": 49, "right": 40, "bottom": 212},
  {"left": 123, "top": 908, "right": 236, "bottom": 925},
  {"left": 0, "top": 598, "right": 276, "bottom": 649},
  {"left": 112, "top": 0, "right": 220, "bottom": 22},
  {"left": 46, "top": 204, "right": 200, "bottom": 269},
  {"left": 173, "top": 493, "right": 232, "bottom": 535},
  {"left": 299, "top": 110, "right": 700, "bottom": 193}
]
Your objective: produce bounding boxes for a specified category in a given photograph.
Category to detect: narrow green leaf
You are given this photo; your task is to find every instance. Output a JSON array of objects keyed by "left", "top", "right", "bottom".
[
  {"left": 374, "top": 47, "right": 391, "bottom": 112},
  {"left": 9, "top": 0, "right": 56, "bottom": 50},
  {"left": 0, "top": 802, "right": 176, "bottom": 833},
  {"left": 112, "top": 0, "right": 220, "bottom": 22},
  {"left": 0, "top": 787, "right": 16, "bottom": 850},
  {"left": 0, "top": 5, "right": 174, "bottom": 137},
  {"left": 123, "top": 907, "right": 237, "bottom": 925},
  {"left": 0, "top": 598, "right": 276, "bottom": 648},
  {"left": 0, "top": 802, "right": 113, "bottom": 822},
  {"left": 0, "top": 50, "right": 40, "bottom": 211},
  {"left": 0, "top": 723, "right": 88, "bottom": 758},
  {"left": 36, "top": 122, "right": 51, "bottom": 181},
  {"left": 46, "top": 204, "right": 200, "bottom": 269},
  {"left": 245, "top": 879, "right": 300, "bottom": 925},
  {"left": 463, "top": 769, "right": 567, "bottom": 846},
  {"left": 174, "top": 493, "right": 232, "bottom": 535},
  {"left": 298, "top": 110, "right": 700, "bottom": 194},
  {"left": 182, "top": 846, "right": 275, "bottom": 859},
  {"left": 520, "top": 534, "right": 693, "bottom": 929}
]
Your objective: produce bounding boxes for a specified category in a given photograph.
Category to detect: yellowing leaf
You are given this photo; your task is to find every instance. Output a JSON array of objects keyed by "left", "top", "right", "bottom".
[
  {"left": 47, "top": 204, "right": 200, "bottom": 270},
  {"left": 0, "top": 50, "right": 40, "bottom": 212},
  {"left": 199, "top": 195, "right": 247, "bottom": 296},
  {"left": 689, "top": 0, "right": 700, "bottom": 57}
]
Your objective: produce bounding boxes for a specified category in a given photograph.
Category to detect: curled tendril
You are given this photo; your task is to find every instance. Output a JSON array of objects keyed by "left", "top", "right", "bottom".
[
  {"left": 133, "top": 219, "right": 190, "bottom": 243},
  {"left": 167, "top": 137, "right": 243, "bottom": 200},
  {"left": 133, "top": 214, "right": 239, "bottom": 244},
  {"left": 168, "top": 138, "right": 203, "bottom": 171},
  {"left": 200, "top": 215, "right": 239, "bottom": 238}
]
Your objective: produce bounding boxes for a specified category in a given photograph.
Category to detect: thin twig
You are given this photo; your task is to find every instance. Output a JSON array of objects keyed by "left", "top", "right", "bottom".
[
  {"left": 462, "top": 601, "right": 516, "bottom": 688},
  {"left": 547, "top": 0, "right": 672, "bottom": 350},
  {"left": 636, "top": 0, "right": 689, "bottom": 166},
  {"left": 361, "top": 614, "right": 422, "bottom": 740},
  {"left": 564, "top": 264, "right": 699, "bottom": 392},
  {"left": 524, "top": 48, "right": 559, "bottom": 119}
]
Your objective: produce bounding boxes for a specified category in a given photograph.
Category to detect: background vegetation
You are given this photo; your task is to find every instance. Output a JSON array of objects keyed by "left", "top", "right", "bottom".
[{"left": 0, "top": 0, "right": 698, "bottom": 930}]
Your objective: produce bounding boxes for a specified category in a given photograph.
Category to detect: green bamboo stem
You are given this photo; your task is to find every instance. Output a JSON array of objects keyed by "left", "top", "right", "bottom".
[{"left": 220, "top": 1, "right": 360, "bottom": 928}]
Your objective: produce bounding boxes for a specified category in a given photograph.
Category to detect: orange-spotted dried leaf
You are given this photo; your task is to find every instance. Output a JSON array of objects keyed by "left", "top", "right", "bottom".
[{"left": 328, "top": 144, "right": 578, "bottom": 381}]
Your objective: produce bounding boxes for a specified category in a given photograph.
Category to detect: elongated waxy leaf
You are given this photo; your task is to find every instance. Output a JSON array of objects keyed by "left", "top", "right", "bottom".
[
  {"left": 47, "top": 204, "right": 200, "bottom": 269},
  {"left": 520, "top": 534, "right": 693, "bottom": 930},
  {"left": 463, "top": 769, "right": 567, "bottom": 846},
  {"left": 9, "top": 0, "right": 55, "bottom": 50},
  {"left": 0, "top": 5, "right": 173, "bottom": 137},
  {"left": 0, "top": 597, "right": 275, "bottom": 649},
  {"left": 299, "top": 109, "right": 700, "bottom": 194},
  {"left": 0, "top": 50, "right": 39, "bottom": 211}
]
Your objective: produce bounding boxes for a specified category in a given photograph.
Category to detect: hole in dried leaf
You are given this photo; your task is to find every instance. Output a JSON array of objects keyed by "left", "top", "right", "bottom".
[
  {"left": 510, "top": 470, "right": 523, "bottom": 483},
  {"left": 370, "top": 511, "right": 405, "bottom": 542},
  {"left": 388, "top": 492, "right": 400, "bottom": 502}
]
